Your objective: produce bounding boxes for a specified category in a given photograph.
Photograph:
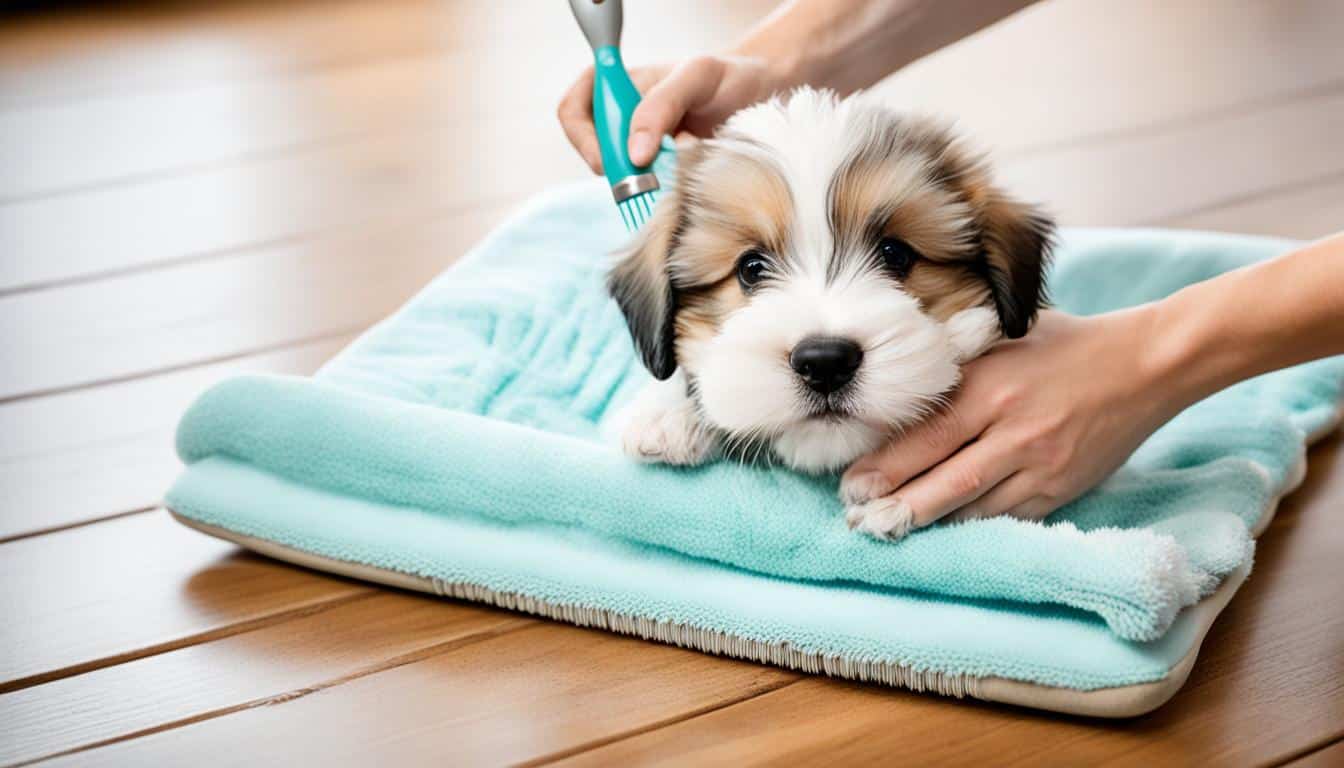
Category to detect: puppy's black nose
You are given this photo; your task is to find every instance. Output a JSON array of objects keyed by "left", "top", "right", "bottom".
[{"left": 790, "top": 336, "right": 863, "bottom": 394}]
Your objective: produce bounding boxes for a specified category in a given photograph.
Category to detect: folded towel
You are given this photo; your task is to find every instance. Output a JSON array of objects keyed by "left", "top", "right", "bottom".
[{"left": 169, "top": 180, "right": 1344, "bottom": 646}]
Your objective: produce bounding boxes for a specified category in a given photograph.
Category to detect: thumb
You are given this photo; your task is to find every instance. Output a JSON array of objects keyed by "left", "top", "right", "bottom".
[{"left": 628, "top": 57, "right": 724, "bottom": 166}]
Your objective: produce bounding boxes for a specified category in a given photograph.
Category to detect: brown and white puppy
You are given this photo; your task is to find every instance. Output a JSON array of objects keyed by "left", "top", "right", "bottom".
[{"left": 608, "top": 88, "right": 1053, "bottom": 539}]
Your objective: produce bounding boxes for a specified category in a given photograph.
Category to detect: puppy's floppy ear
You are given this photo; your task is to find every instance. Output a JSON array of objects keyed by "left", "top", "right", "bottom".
[
  {"left": 977, "top": 191, "right": 1055, "bottom": 339},
  {"left": 608, "top": 188, "right": 683, "bottom": 380}
]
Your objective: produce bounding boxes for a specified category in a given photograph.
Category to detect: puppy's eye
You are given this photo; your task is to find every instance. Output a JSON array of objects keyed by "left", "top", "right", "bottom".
[
  {"left": 877, "top": 237, "right": 918, "bottom": 278},
  {"left": 736, "top": 250, "right": 770, "bottom": 291}
]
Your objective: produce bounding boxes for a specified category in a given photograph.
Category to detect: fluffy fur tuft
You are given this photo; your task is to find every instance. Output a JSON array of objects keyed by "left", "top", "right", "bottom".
[{"left": 608, "top": 88, "right": 1054, "bottom": 522}]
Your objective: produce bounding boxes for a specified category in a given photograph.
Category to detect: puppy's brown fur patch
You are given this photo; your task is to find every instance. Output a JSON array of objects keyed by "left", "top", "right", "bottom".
[{"left": 828, "top": 112, "right": 1049, "bottom": 327}]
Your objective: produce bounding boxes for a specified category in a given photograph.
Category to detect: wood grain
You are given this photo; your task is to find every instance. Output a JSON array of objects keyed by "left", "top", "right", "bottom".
[
  {"left": 0, "top": 593, "right": 529, "bottom": 766},
  {"left": 1160, "top": 173, "right": 1344, "bottom": 240},
  {"left": 997, "top": 88, "right": 1344, "bottom": 228},
  {"left": 39, "top": 622, "right": 799, "bottom": 767},
  {"left": 5, "top": 2, "right": 1341, "bottom": 293},
  {"left": 0, "top": 1, "right": 771, "bottom": 203},
  {"left": 550, "top": 434, "right": 1344, "bottom": 767},
  {"left": 0, "top": 336, "right": 350, "bottom": 542},
  {"left": 0, "top": 0, "right": 463, "bottom": 111},
  {"left": 0, "top": 0, "right": 769, "bottom": 114},
  {"left": 1289, "top": 739, "right": 1344, "bottom": 767},
  {"left": 6, "top": 0, "right": 1341, "bottom": 205},
  {"left": 0, "top": 199, "right": 514, "bottom": 402},
  {"left": 870, "top": 0, "right": 1344, "bottom": 155},
  {"left": 0, "top": 511, "right": 370, "bottom": 693},
  {"left": 0, "top": 133, "right": 523, "bottom": 295},
  {"left": 2, "top": 0, "right": 1342, "bottom": 765}
]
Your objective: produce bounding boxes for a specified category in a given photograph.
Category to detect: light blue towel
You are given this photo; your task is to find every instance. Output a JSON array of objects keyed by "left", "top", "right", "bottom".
[{"left": 167, "top": 180, "right": 1342, "bottom": 691}]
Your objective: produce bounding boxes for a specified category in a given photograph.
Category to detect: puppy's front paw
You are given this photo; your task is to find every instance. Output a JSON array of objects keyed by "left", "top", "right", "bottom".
[
  {"left": 839, "top": 468, "right": 895, "bottom": 507},
  {"left": 621, "top": 403, "right": 715, "bottom": 466},
  {"left": 845, "top": 495, "right": 915, "bottom": 541}
]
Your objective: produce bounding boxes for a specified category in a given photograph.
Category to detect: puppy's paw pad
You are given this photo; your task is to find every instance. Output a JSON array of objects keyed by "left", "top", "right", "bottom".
[
  {"left": 621, "top": 406, "right": 714, "bottom": 466},
  {"left": 845, "top": 496, "right": 915, "bottom": 541},
  {"left": 839, "top": 469, "right": 894, "bottom": 506}
]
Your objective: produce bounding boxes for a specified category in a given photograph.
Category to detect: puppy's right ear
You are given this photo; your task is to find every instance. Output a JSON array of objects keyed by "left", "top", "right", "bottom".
[{"left": 608, "top": 188, "right": 683, "bottom": 380}]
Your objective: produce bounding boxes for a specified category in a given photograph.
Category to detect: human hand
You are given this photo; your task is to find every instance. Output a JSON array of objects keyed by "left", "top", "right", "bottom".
[
  {"left": 840, "top": 308, "right": 1182, "bottom": 539},
  {"left": 556, "top": 54, "right": 784, "bottom": 174}
]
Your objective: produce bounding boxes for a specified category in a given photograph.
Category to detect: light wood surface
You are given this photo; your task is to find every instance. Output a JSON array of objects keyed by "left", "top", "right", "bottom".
[
  {"left": 39, "top": 624, "right": 798, "bottom": 767},
  {"left": 2, "top": 1, "right": 1341, "bottom": 765},
  {"left": 0, "top": 593, "right": 529, "bottom": 766},
  {"left": 0, "top": 336, "right": 350, "bottom": 541},
  {"left": 0, "top": 512, "right": 370, "bottom": 693},
  {"left": 557, "top": 438, "right": 1344, "bottom": 767}
]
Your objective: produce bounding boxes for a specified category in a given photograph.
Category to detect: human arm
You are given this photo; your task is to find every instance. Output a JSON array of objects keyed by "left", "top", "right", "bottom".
[
  {"left": 841, "top": 233, "right": 1344, "bottom": 528},
  {"left": 557, "top": 0, "right": 1038, "bottom": 173}
]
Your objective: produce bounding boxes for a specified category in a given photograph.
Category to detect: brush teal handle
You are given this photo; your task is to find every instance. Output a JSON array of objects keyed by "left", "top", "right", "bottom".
[{"left": 592, "top": 45, "right": 650, "bottom": 186}]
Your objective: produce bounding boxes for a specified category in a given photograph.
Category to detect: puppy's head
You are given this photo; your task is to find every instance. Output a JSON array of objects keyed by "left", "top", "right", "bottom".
[{"left": 609, "top": 88, "right": 1053, "bottom": 472}]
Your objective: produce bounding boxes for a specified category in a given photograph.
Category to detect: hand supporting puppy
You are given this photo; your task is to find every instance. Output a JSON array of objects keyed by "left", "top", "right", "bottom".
[
  {"left": 842, "top": 232, "right": 1344, "bottom": 539},
  {"left": 840, "top": 309, "right": 1168, "bottom": 538}
]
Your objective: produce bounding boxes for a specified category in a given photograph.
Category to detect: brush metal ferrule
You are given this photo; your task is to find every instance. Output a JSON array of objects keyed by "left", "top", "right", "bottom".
[
  {"left": 610, "top": 173, "right": 659, "bottom": 203},
  {"left": 568, "top": 0, "right": 623, "bottom": 51}
]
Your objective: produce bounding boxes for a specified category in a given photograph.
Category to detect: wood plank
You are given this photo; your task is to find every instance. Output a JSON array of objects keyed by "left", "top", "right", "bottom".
[
  {"left": 0, "top": 0, "right": 459, "bottom": 111},
  {"left": 0, "top": 129, "right": 528, "bottom": 294},
  {"left": 1158, "top": 173, "right": 1344, "bottom": 241},
  {"left": 546, "top": 434, "right": 1344, "bottom": 767},
  {"left": 4, "top": 2, "right": 1341, "bottom": 293},
  {"left": 6, "top": 80, "right": 1341, "bottom": 300},
  {"left": 0, "top": 511, "right": 370, "bottom": 692},
  {"left": 38, "top": 622, "right": 799, "bottom": 767},
  {"left": 1289, "top": 739, "right": 1344, "bottom": 767},
  {"left": 0, "top": 0, "right": 768, "bottom": 114},
  {"left": 0, "top": 1, "right": 772, "bottom": 203},
  {"left": 998, "top": 88, "right": 1344, "bottom": 227},
  {"left": 872, "top": 0, "right": 1344, "bottom": 155},
  {"left": 0, "top": 335, "right": 350, "bottom": 542},
  {"left": 0, "top": 0, "right": 773, "bottom": 294},
  {"left": 0, "top": 198, "right": 513, "bottom": 402},
  {"left": 5, "top": 0, "right": 1340, "bottom": 204},
  {"left": 0, "top": 593, "right": 529, "bottom": 766},
  {"left": 5, "top": 84, "right": 1336, "bottom": 389}
]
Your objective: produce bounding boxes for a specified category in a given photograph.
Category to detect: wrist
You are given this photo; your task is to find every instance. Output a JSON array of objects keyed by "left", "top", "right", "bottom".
[{"left": 1132, "top": 287, "right": 1244, "bottom": 416}]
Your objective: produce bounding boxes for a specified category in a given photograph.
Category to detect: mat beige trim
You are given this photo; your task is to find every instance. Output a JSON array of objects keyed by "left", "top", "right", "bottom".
[{"left": 170, "top": 511, "right": 1248, "bottom": 718}]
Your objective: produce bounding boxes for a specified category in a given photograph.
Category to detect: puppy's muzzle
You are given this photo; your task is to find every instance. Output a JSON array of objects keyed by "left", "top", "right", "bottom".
[{"left": 790, "top": 336, "right": 863, "bottom": 394}]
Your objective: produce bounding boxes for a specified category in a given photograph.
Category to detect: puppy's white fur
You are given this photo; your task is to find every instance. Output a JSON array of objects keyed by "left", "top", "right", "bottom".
[{"left": 611, "top": 88, "right": 1050, "bottom": 540}]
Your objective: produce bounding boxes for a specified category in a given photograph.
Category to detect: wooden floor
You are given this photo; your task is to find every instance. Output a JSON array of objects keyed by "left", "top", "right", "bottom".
[{"left": 2, "top": 1, "right": 1342, "bottom": 765}]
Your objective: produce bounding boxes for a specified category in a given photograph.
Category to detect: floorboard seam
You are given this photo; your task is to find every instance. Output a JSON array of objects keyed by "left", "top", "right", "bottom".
[
  {"left": 0, "top": 327, "right": 362, "bottom": 407},
  {"left": 520, "top": 677, "right": 805, "bottom": 767},
  {"left": 0, "top": 506, "right": 157, "bottom": 546},
  {"left": 1153, "top": 168, "right": 1344, "bottom": 226},
  {"left": 1269, "top": 731, "right": 1344, "bottom": 767},
  {"left": 0, "top": 590, "right": 376, "bottom": 695},
  {"left": 12, "top": 617, "right": 537, "bottom": 768}
]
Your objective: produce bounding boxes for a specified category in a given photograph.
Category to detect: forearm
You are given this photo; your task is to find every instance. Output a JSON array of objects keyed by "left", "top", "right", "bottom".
[
  {"left": 733, "top": 0, "right": 1039, "bottom": 94},
  {"left": 1145, "top": 232, "right": 1344, "bottom": 411}
]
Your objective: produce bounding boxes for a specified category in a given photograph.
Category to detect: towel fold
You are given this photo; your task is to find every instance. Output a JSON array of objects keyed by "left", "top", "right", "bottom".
[{"left": 170, "top": 181, "right": 1343, "bottom": 643}]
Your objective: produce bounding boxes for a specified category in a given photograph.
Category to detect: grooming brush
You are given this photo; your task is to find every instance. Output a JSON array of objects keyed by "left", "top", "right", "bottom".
[{"left": 567, "top": 0, "right": 660, "bottom": 231}]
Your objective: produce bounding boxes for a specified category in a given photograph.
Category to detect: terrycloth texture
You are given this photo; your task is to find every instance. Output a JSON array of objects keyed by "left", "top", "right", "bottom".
[{"left": 168, "top": 180, "right": 1342, "bottom": 689}]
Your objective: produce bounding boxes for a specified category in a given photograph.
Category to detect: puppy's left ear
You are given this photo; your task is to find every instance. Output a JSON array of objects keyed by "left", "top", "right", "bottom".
[
  {"left": 608, "top": 188, "right": 683, "bottom": 380},
  {"left": 977, "top": 192, "right": 1055, "bottom": 339}
]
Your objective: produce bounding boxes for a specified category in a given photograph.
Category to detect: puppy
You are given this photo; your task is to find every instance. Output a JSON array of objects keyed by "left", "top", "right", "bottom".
[{"left": 608, "top": 88, "right": 1053, "bottom": 539}]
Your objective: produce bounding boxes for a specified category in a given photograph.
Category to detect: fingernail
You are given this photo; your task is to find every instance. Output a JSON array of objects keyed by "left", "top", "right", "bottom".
[{"left": 628, "top": 130, "right": 656, "bottom": 164}]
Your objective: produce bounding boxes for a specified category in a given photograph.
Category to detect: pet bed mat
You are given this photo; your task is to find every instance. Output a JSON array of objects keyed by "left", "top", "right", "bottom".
[{"left": 166, "top": 180, "right": 1343, "bottom": 717}]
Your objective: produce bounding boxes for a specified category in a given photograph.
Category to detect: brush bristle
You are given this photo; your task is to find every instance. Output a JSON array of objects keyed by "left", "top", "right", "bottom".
[{"left": 618, "top": 190, "right": 659, "bottom": 232}]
